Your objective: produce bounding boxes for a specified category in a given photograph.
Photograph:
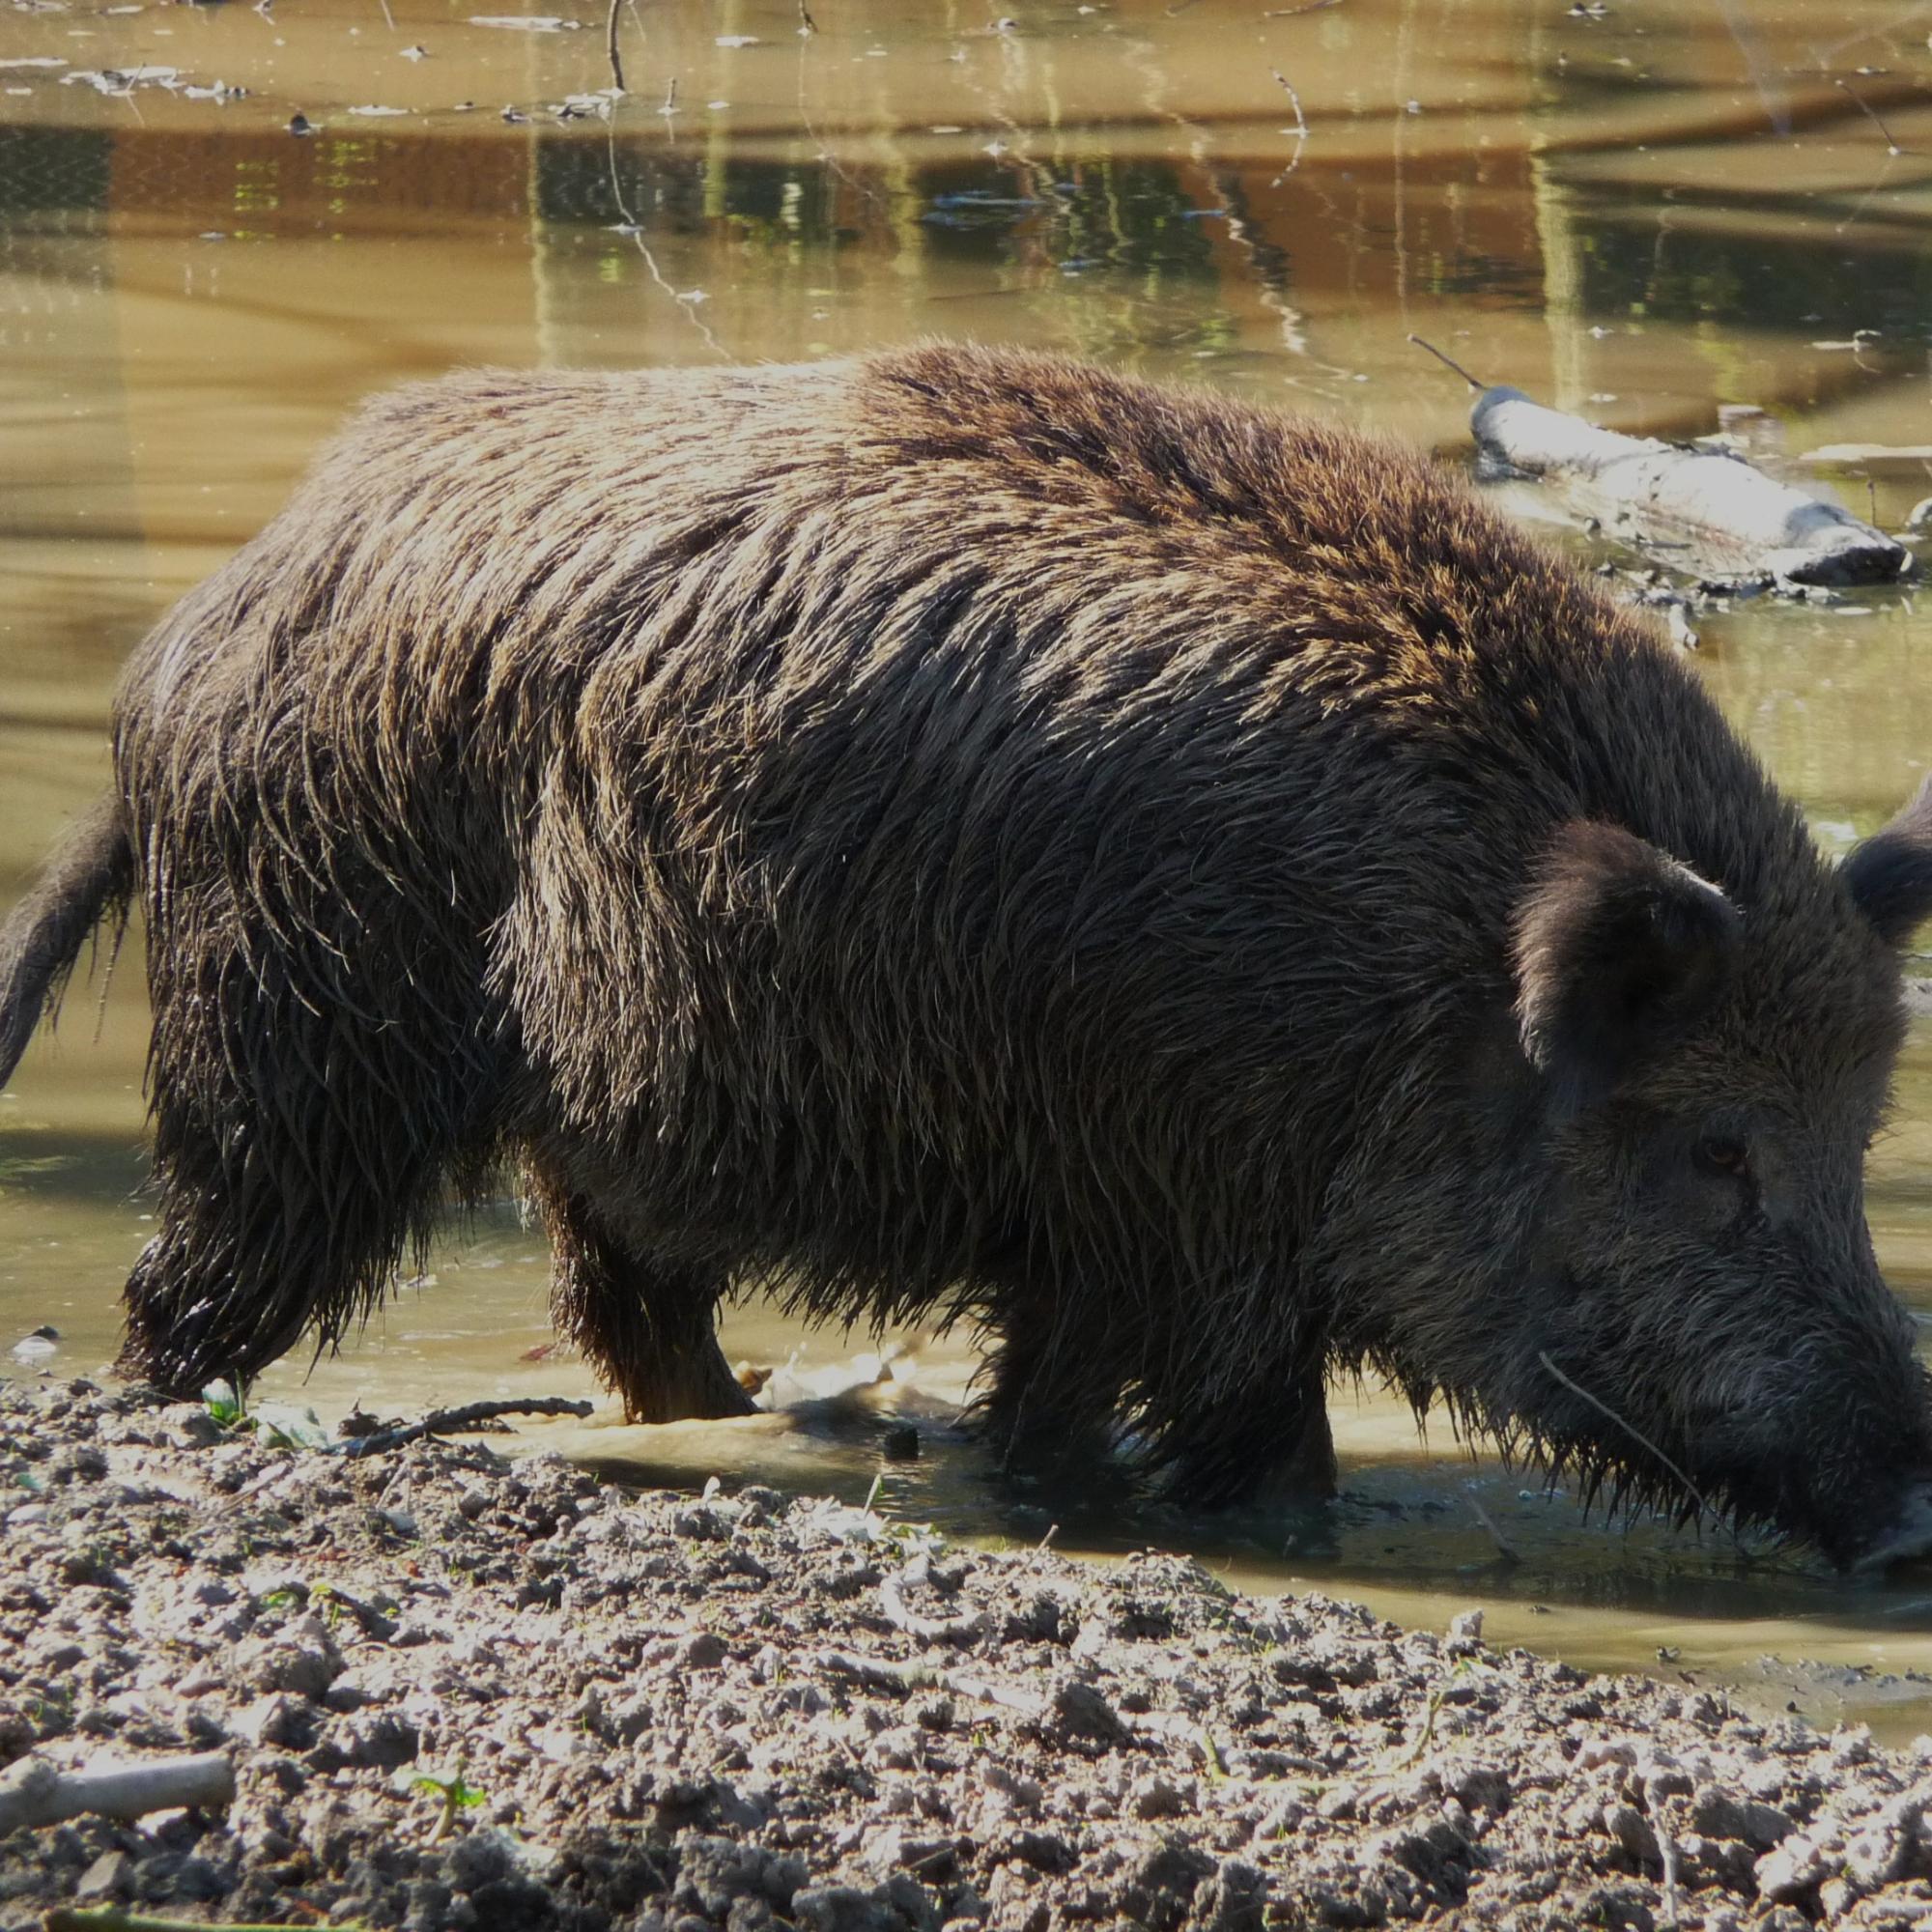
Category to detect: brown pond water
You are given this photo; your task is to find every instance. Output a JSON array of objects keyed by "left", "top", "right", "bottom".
[{"left": 8, "top": 0, "right": 1932, "bottom": 1736}]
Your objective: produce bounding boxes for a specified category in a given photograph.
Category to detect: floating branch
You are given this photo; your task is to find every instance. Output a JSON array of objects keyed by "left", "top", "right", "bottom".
[{"left": 1409, "top": 339, "right": 1909, "bottom": 586}]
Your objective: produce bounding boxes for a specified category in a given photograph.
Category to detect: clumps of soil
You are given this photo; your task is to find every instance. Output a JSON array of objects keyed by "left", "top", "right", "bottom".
[{"left": 4, "top": 1378, "right": 1932, "bottom": 1930}]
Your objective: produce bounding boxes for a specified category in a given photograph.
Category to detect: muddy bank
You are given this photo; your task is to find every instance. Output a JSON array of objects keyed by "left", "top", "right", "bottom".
[{"left": 4, "top": 1380, "right": 1932, "bottom": 1931}]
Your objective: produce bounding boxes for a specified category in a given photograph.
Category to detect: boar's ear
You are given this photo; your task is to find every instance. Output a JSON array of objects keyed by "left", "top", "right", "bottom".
[
  {"left": 1514, "top": 820, "right": 1741, "bottom": 1112},
  {"left": 1840, "top": 777, "right": 1932, "bottom": 950}
]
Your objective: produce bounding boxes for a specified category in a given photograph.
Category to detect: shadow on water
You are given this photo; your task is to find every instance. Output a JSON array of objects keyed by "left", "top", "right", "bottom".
[{"left": 8, "top": 0, "right": 1932, "bottom": 1731}]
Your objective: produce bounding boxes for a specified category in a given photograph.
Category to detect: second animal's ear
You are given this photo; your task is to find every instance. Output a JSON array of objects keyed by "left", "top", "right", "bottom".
[
  {"left": 1840, "top": 778, "right": 1932, "bottom": 950},
  {"left": 1515, "top": 820, "right": 1741, "bottom": 1113}
]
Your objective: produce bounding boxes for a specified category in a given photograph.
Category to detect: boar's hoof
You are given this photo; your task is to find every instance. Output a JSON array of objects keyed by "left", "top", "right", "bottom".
[{"left": 619, "top": 1342, "right": 763, "bottom": 1426}]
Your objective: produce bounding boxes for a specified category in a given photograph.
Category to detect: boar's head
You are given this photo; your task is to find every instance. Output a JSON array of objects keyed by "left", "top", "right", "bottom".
[{"left": 1443, "top": 781, "right": 1932, "bottom": 1570}]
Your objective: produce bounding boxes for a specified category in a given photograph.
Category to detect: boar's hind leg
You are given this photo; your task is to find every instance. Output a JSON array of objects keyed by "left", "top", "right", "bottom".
[
  {"left": 118, "top": 995, "right": 460, "bottom": 1400},
  {"left": 533, "top": 1177, "right": 755, "bottom": 1423}
]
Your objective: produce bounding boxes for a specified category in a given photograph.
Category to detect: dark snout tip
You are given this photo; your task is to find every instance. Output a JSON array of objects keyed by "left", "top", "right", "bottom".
[{"left": 1847, "top": 1484, "right": 1932, "bottom": 1575}]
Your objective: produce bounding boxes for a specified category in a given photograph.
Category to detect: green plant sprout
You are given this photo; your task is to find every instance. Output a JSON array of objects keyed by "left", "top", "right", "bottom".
[{"left": 411, "top": 1759, "right": 487, "bottom": 1840}]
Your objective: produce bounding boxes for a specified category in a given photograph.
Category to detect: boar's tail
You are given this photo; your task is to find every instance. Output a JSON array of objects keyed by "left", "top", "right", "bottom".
[{"left": 0, "top": 795, "right": 134, "bottom": 1089}]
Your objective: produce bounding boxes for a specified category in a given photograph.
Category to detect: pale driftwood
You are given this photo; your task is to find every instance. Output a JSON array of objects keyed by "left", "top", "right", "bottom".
[
  {"left": 0, "top": 1751, "right": 234, "bottom": 1835},
  {"left": 1469, "top": 385, "right": 1909, "bottom": 587}
]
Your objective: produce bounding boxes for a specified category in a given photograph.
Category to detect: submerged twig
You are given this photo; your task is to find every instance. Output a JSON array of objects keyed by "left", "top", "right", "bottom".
[
  {"left": 1836, "top": 75, "right": 1908, "bottom": 156},
  {"left": 605, "top": 0, "right": 625, "bottom": 92},
  {"left": 602, "top": 124, "right": 731, "bottom": 357},
  {"left": 1268, "top": 68, "right": 1308, "bottom": 185}
]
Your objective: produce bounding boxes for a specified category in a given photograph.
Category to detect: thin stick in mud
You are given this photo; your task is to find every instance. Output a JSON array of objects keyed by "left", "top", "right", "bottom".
[{"left": 340, "top": 1394, "right": 593, "bottom": 1458}]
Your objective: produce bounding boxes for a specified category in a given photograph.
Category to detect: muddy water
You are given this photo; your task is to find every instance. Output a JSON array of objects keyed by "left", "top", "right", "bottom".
[{"left": 8, "top": 0, "right": 1932, "bottom": 1733}]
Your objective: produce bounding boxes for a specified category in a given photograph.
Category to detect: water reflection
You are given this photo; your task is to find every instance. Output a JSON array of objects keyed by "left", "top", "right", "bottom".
[{"left": 7, "top": 0, "right": 1932, "bottom": 1734}]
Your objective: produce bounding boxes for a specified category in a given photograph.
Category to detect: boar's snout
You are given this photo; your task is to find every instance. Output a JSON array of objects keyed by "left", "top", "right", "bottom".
[
  {"left": 1846, "top": 1477, "right": 1932, "bottom": 1574},
  {"left": 1677, "top": 1314, "right": 1932, "bottom": 1573},
  {"left": 1691, "top": 1346, "right": 1932, "bottom": 1573}
]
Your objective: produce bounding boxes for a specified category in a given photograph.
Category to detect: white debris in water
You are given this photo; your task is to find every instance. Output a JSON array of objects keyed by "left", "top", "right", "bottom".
[
  {"left": 61, "top": 64, "right": 181, "bottom": 93},
  {"left": 468, "top": 14, "right": 581, "bottom": 29}
]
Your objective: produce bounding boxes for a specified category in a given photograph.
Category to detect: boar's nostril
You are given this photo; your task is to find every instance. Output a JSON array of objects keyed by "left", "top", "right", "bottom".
[{"left": 1850, "top": 1482, "right": 1932, "bottom": 1574}]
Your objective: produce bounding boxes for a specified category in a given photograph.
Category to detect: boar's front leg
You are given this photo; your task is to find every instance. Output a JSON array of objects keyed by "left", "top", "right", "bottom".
[
  {"left": 977, "top": 1297, "right": 1129, "bottom": 1480},
  {"left": 1147, "top": 1356, "right": 1339, "bottom": 1507},
  {"left": 531, "top": 1168, "right": 755, "bottom": 1423}
]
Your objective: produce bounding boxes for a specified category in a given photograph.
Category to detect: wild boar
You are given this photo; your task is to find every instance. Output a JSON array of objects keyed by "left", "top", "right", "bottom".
[{"left": 4, "top": 342, "right": 1931, "bottom": 1565}]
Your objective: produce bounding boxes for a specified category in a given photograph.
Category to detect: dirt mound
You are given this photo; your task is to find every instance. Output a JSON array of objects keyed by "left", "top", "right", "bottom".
[{"left": 4, "top": 1378, "right": 1931, "bottom": 1930}]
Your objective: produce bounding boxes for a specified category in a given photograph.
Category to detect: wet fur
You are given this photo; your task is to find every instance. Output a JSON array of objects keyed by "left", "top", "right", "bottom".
[{"left": 3, "top": 342, "right": 1928, "bottom": 1548}]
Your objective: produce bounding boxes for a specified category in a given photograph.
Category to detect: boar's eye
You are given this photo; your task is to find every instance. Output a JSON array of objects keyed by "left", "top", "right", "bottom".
[{"left": 1693, "top": 1135, "right": 1750, "bottom": 1181}]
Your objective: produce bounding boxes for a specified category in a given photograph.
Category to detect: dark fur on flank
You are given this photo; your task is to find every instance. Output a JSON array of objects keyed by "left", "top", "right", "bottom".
[{"left": 6, "top": 343, "right": 1932, "bottom": 1565}]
